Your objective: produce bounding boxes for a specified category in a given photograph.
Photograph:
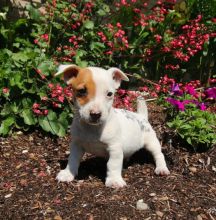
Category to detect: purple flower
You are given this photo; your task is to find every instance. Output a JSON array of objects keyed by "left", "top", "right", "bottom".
[
  {"left": 183, "top": 100, "right": 191, "bottom": 105},
  {"left": 166, "top": 97, "right": 177, "bottom": 105},
  {"left": 176, "top": 100, "right": 185, "bottom": 111},
  {"left": 199, "top": 103, "right": 206, "bottom": 111},
  {"left": 166, "top": 98, "right": 185, "bottom": 111},
  {"left": 171, "top": 83, "right": 183, "bottom": 96},
  {"left": 185, "top": 85, "right": 197, "bottom": 96},
  {"left": 205, "top": 87, "right": 216, "bottom": 99}
]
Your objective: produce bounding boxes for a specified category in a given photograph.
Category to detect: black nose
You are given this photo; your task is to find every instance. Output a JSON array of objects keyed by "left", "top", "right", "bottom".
[{"left": 90, "top": 111, "right": 101, "bottom": 122}]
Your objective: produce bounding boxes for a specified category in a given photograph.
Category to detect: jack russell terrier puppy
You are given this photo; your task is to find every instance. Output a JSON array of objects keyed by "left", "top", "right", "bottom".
[{"left": 55, "top": 65, "right": 170, "bottom": 188}]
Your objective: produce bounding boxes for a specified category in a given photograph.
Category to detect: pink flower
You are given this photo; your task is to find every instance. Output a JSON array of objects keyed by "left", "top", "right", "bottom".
[
  {"left": 154, "top": 34, "right": 162, "bottom": 43},
  {"left": 33, "top": 109, "right": 42, "bottom": 115},
  {"left": 33, "top": 103, "right": 40, "bottom": 109},
  {"left": 116, "top": 22, "right": 122, "bottom": 28},
  {"left": 105, "top": 51, "right": 113, "bottom": 55},
  {"left": 41, "top": 34, "right": 49, "bottom": 41},
  {"left": 34, "top": 39, "right": 39, "bottom": 44},
  {"left": 43, "top": 110, "right": 49, "bottom": 115},
  {"left": 41, "top": 96, "right": 48, "bottom": 101},
  {"left": 58, "top": 95, "right": 65, "bottom": 103},
  {"left": 2, "top": 87, "right": 9, "bottom": 94},
  {"left": 48, "top": 83, "right": 54, "bottom": 89}
]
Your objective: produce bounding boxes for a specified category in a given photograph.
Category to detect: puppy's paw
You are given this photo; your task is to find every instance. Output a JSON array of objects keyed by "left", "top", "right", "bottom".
[
  {"left": 56, "top": 169, "right": 75, "bottom": 182},
  {"left": 105, "top": 176, "right": 126, "bottom": 188},
  {"left": 154, "top": 166, "right": 170, "bottom": 176}
]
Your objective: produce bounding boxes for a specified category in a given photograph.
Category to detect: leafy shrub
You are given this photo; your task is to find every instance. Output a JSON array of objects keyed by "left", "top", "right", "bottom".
[
  {"left": 156, "top": 75, "right": 216, "bottom": 151},
  {"left": 0, "top": 46, "right": 73, "bottom": 136},
  {"left": 167, "top": 107, "right": 216, "bottom": 151},
  {"left": 0, "top": 9, "right": 72, "bottom": 136},
  {"left": 31, "top": 0, "right": 216, "bottom": 82}
]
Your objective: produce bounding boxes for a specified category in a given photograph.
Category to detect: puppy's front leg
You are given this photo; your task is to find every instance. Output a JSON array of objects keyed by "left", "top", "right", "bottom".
[
  {"left": 56, "top": 142, "right": 84, "bottom": 182},
  {"left": 145, "top": 132, "right": 170, "bottom": 176},
  {"left": 105, "top": 146, "right": 126, "bottom": 188}
]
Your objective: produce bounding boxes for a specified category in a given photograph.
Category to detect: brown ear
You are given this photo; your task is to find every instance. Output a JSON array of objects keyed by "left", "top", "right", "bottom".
[
  {"left": 55, "top": 65, "right": 80, "bottom": 85},
  {"left": 108, "top": 67, "right": 129, "bottom": 89}
]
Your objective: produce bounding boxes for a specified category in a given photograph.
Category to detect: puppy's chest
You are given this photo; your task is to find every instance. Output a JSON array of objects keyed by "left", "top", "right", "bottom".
[{"left": 73, "top": 129, "right": 108, "bottom": 157}]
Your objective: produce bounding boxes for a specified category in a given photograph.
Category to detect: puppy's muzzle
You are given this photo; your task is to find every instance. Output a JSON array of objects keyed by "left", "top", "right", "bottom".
[{"left": 89, "top": 110, "right": 102, "bottom": 124}]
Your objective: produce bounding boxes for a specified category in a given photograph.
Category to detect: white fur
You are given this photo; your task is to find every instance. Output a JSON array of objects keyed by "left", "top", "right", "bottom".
[{"left": 56, "top": 66, "right": 170, "bottom": 188}]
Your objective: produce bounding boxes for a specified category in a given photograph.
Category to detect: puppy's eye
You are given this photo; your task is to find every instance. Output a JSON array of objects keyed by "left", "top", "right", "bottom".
[
  {"left": 76, "top": 88, "right": 87, "bottom": 97},
  {"left": 107, "top": 91, "right": 113, "bottom": 97}
]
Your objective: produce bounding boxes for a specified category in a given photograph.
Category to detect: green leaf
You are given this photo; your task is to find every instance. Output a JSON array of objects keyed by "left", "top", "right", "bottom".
[
  {"left": 52, "top": 22, "right": 63, "bottom": 30},
  {"left": 78, "top": 60, "right": 88, "bottom": 67},
  {"left": 83, "top": 20, "right": 94, "bottom": 29},
  {"left": 9, "top": 73, "right": 22, "bottom": 87},
  {"left": 186, "top": 137, "right": 192, "bottom": 145},
  {"left": 26, "top": 4, "right": 41, "bottom": 21},
  {"left": 97, "top": 9, "right": 106, "bottom": 16},
  {"left": 90, "top": 42, "right": 105, "bottom": 51},
  {"left": 21, "top": 109, "right": 37, "bottom": 125},
  {"left": 37, "top": 60, "right": 55, "bottom": 76},
  {"left": 0, "top": 117, "right": 15, "bottom": 135},
  {"left": 38, "top": 110, "right": 67, "bottom": 136},
  {"left": 12, "top": 52, "right": 30, "bottom": 63},
  {"left": 14, "top": 19, "right": 28, "bottom": 29}
]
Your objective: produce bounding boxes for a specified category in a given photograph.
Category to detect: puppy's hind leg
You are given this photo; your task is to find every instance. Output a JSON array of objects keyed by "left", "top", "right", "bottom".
[
  {"left": 144, "top": 132, "right": 170, "bottom": 176},
  {"left": 56, "top": 142, "right": 84, "bottom": 182}
]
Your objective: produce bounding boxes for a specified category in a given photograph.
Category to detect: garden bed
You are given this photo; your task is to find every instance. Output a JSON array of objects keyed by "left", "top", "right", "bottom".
[{"left": 1, "top": 103, "right": 215, "bottom": 220}]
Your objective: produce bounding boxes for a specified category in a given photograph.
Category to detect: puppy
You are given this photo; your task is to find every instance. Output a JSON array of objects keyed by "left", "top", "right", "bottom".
[{"left": 56, "top": 65, "right": 170, "bottom": 188}]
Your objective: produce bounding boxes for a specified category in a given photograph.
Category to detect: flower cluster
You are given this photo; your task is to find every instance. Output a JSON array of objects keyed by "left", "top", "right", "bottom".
[
  {"left": 32, "top": 83, "right": 73, "bottom": 116},
  {"left": 32, "top": 103, "right": 49, "bottom": 115},
  {"left": 34, "top": 34, "right": 49, "bottom": 45},
  {"left": 114, "top": 75, "right": 215, "bottom": 113},
  {"left": 133, "top": 2, "right": 170, "bottom": 27},
  {"left": 98, "top": 22, "right": 129, "bottom": 55},
  {"left": 158, "top": 75, "right": 216, "bottom": 112},
  {"left": 114, "top": 89, "right": 139, "bottom": 111},
  {"left": 167, "top": 15, "right": 210, "bottom": 62}
]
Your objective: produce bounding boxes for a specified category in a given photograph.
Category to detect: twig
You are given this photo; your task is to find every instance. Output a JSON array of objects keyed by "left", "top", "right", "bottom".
[
  {"left": 195, "top": 87, "right": 205, "bottom": 91},
  {"left": 196, "top": 196, "right": 216, "bottom": 203},
  {"left": 145, "top": 98, "right": 157, "bottom": 102},
  {"left": 126, "top": 73, "right": 159, "bottom": 86}
]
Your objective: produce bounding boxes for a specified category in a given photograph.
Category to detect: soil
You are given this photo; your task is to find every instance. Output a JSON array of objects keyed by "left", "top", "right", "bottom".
[{"left": 0, "top": 103, "right": 216, "bottom": 220}]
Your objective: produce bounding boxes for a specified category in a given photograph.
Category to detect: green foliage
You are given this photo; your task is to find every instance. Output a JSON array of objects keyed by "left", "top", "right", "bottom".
[
  {"left": 167, "top": 105, "right": 216, "bottom": 151},
  {"left": 0, "top": 10, "right": 72, "bottom": 136},
  {"left": 0, "top": 46, "right": 72, "bottom": 136},
  {"left": 28, "top": 0, "right": 216, "bottom": 82}
]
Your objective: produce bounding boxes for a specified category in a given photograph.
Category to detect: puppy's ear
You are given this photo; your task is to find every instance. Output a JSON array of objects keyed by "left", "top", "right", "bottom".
[
  {"left": 108, "top": 67, "right": 129, "bottom": 89},
  {"left": 55, "top": 64, "right": 80, "bottom": 85}
]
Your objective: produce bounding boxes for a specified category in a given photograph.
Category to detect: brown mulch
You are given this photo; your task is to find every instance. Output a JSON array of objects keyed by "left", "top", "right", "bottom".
[{"left": 0, "top": 103, "right": 216, "bottom": 220}]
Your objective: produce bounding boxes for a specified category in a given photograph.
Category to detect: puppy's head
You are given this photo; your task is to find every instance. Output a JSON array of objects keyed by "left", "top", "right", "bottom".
[{"left": 56, "top": 65, "right": 129, "bottom": 125}]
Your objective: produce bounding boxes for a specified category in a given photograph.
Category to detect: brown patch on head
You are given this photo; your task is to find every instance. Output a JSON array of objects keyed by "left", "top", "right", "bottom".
[{"left": 68, "top": 68, "right": 96, "bottom": 106}]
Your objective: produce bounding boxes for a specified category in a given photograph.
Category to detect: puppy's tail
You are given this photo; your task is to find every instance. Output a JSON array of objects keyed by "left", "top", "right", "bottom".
[{"left": 137, "top": 97, "right": 148, "bottom": 120}]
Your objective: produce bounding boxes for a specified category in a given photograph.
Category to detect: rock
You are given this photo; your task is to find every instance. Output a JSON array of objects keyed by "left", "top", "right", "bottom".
[
  {"left": 156, "top": 211, "right": 164, "bottom": 217},
  {"left": 196, "top": 214, "right": 202, "bottom": 220},
  {"left": 136, "top": 199, "right": 150, "bottom": 211},
  {"left": 149, "top": 193, "right": 156, "bottom": 197},
  {"left": 54, "top": 215, "right": 62, "bottom": 220},
  {"left": 189, "top": 167, "right": 197, "bottom": 173},
  {"left": 5, "top": 193, "right": 12, "bottom": 198},
  {"left": 22, "top": 150, "right": 28, "bottom": 154}
]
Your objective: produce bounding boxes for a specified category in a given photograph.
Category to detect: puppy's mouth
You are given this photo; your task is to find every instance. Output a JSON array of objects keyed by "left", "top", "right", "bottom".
[
  {"left": 80, "top": 117, "right": 103, "bottom": 126},
  {"left": 88, "top": 118, "right": 102, "bottom": 125}
]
